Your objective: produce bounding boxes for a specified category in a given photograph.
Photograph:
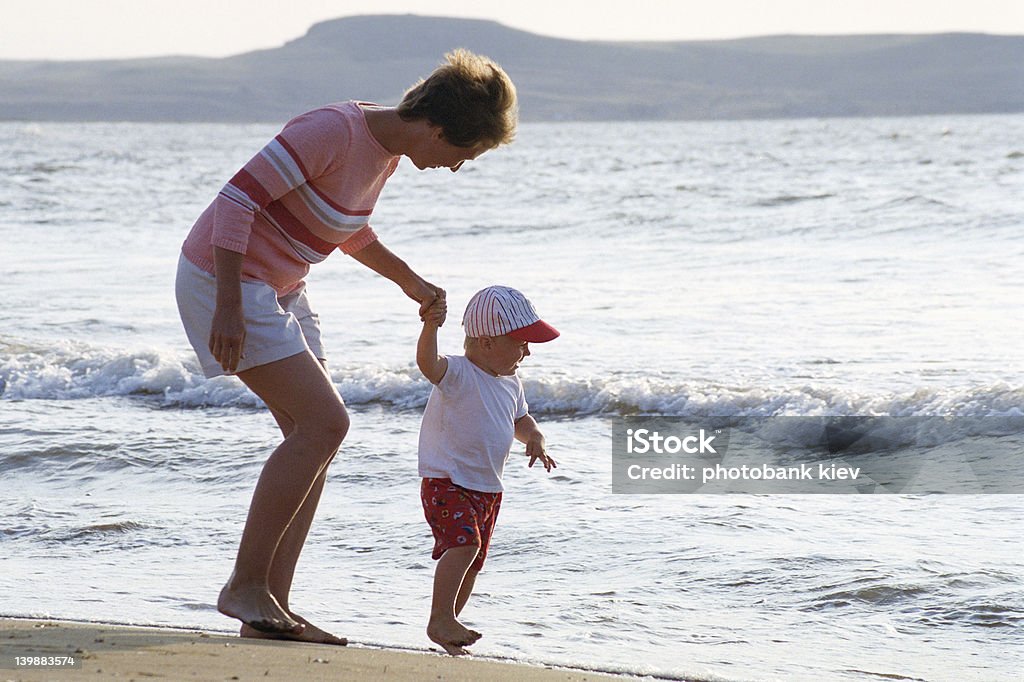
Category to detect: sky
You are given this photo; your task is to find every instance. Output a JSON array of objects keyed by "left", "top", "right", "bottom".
[{"left": 2, "top": 0, "right": 1023, "bottom": 61}]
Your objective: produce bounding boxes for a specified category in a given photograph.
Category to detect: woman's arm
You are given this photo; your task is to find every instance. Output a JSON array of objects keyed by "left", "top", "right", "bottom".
[
  {"left": 209, "top": 246, "right": 247, "bottom": 374},
  {"left": 348, "top": 241, "right": 444, "bottom": 317}
]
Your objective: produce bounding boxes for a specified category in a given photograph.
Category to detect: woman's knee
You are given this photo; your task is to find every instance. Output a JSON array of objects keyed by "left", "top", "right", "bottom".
[
  {"left": 238, "top": 353, "right": 350, "bottom": 451},
  {"left": 324, "top": 404, "right": 350, "bottom": 446},
  {"left": 305, "top": 400, "right": 349, "bottom": 451}
]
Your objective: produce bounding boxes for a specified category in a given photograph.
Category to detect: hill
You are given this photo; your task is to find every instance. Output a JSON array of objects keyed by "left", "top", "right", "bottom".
[{"left": 2, "top": 14, "right": 1022, "bottom": 122}]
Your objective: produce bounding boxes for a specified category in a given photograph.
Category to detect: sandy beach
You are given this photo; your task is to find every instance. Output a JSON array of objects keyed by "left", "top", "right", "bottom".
[{"left": 0, "top": 619, "right": 632, "bottom": 682}]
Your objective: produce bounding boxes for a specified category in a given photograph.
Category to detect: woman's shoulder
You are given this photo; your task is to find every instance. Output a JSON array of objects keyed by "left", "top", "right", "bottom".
[
  {"left": 275, "top": 103, "right": 364, "bottom": 163},
  {"left": 284, "top": 101, "right": 360, "bottom": 129}
]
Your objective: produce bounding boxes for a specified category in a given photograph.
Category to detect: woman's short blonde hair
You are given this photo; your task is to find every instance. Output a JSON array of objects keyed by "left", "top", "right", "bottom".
[{"left": 397, "top": 49, "right": 518, "bottom": 149}]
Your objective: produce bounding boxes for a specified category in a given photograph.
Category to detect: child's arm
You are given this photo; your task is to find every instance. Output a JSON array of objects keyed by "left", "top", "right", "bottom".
[
  {"left": 515, "top": 414, "right": 556, "bottom": 472},
  {"left": 417, "top": 298, "right": 449, "bottom": 385}
]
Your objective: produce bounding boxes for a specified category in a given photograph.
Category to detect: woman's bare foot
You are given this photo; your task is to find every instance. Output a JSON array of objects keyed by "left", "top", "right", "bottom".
[
  {"left": 240, "top": 614, "right": 347, "bottom": 645},
  {"left": 433, "top": 639, "right": 470, "bottom": 656},
  {"left": 427, "top": 617, "right": 481, "bottom": 656},
  {"left": 218, "top": 582, "right": 303, "bottom": 635}
]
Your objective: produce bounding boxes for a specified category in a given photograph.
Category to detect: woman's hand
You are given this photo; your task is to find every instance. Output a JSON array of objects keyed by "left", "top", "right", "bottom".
[
  {"left": 209, "top": 303, "right": 246, "bottom": 373},
  {"left": 210, "top": 247, "right": 248, "bottom": 374},
  {"left": 405, "top": 281, "right": 446, "bottom": 321}
]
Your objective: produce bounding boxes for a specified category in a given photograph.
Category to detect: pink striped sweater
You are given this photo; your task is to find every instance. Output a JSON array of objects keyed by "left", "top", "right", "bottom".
[{"left": 181, "top": 101, "right": 400, "bottom": 294}]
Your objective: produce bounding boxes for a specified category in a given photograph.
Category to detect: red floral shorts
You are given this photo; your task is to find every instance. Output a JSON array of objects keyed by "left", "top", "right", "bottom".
[{"left": 421, "top": 478, "right": 502, "bottom": 572}]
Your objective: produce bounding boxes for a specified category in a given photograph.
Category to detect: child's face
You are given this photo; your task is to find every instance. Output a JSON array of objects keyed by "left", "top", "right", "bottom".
[{"left": 482, "top": 335, "right": 531, "bottom": 376}]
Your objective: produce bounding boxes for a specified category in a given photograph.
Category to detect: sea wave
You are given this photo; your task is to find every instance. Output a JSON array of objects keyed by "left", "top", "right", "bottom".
[{"left": 2, "top": 338, "right": 1023, "bottom": 422}]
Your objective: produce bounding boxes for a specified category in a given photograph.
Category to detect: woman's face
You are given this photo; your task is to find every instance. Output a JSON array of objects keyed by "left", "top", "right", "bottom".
[{"left": 411, "top": 127, "right": 489, "bottom": 172}]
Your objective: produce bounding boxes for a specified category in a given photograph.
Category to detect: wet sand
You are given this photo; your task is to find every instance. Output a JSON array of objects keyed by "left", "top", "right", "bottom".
[{"left": 0, "top": 619, "right": 633, "bottom": 681}]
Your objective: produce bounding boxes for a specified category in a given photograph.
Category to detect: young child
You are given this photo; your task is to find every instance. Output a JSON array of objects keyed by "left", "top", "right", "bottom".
[{"left": 416, "top": 285, "right": 560, "bottom": 656}]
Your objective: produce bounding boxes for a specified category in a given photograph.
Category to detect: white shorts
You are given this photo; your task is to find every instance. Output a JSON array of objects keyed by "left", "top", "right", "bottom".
[{"left": 175, "top": 253, "right": 325, "bottom": 378}]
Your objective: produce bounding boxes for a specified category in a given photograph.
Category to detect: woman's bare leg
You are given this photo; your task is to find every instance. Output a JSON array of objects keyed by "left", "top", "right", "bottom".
[
  {"left": 242, "top": 453, "right": 347, "bottom": 643},
  {"left": 239, "top": 358, "right": 346, "bottom": 645},
  {"left": 216, "top": 351, "right": 349, "bottom": 634}
]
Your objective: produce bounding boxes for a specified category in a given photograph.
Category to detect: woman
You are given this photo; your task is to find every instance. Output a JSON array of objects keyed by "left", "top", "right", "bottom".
[{"left": 175, "top": 49, "right": 517, "bottom": 644}]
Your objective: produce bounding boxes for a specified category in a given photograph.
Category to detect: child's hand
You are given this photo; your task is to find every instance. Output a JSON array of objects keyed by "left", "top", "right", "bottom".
[
  {"left": 422, "top": 296, "right": 447, "bottom": 328},
  {"left": 526, "top": 435, "right": 556, "bottom": 472},
  {"left": 415, "top": 283, "right": 446, "bottom": 320}
]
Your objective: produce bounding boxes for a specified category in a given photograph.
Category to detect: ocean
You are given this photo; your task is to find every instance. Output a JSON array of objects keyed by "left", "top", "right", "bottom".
[{"left": 1, "top": 114, "right": 1022, "bottom": 682}]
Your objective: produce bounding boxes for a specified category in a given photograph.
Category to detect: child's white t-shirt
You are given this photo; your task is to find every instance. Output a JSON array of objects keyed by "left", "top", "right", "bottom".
[{"left": 418, "top": 355, "right": 529, "bottom": 493}]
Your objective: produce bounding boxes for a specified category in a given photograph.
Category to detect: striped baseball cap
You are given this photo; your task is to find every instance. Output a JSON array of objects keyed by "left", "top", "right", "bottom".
[{"left": 462, "top": 286, "right": 560, "bottom": 343}]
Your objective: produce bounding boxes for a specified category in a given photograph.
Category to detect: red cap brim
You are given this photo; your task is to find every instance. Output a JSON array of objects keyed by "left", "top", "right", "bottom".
[{"left": 508, "top": 320, "right": 560, "bottom": 343}]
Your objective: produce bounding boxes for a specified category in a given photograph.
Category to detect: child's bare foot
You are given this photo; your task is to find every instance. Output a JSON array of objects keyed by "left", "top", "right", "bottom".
[
  {"left": 427, "top": 617, "right": 481, "bottom": 656},
  {"left": 240, "top": 614, "right": 347, "bottom": 645},
  {"left": 218, "top": 581, "right": 303, "bottom": 635}
]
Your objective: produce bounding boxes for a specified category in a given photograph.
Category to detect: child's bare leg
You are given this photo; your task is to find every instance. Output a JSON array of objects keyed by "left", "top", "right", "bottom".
[
  {"left": 428, "top": 546, "right": 482, "bottom": 655},
  {"left": 217, "top": 353, "right": 348, "bottom": 635},
  {"left": 455, "top": 568, "right": 478, "bottom": 617}
]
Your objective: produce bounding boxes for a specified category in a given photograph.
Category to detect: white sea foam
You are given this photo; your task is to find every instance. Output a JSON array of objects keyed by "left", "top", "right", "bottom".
[{"left": 3, "top": 339, "right": 1022, "bottom": 429}]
